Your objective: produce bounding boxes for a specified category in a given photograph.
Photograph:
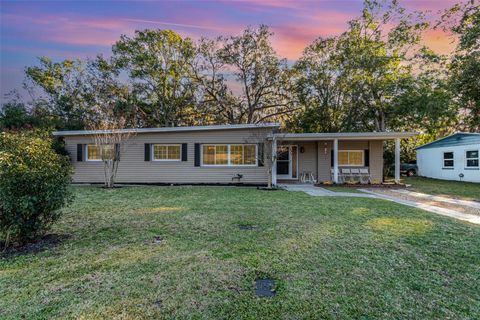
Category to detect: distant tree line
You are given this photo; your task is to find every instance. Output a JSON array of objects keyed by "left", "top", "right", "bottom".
[{"left": 1, "top": 0, "right": 478, "bottom": 156}]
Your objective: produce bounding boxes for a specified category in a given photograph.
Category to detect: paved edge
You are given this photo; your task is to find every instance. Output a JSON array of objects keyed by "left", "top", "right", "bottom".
[
  {"left": 360, "top": 189, "right": 480, "bottom": 225},
  {"left": 279, "top": 185, "right": 378, "bottom": 198},
  {"left": 390, "top": 189, "right": 480, "bottom": 209}
]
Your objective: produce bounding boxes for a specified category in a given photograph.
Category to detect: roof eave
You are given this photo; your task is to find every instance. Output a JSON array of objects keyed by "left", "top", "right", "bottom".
[
  {"left": 272, "top": 132, "right": 418, "bottom": 141},
  {"left": 53, "top": 123, "right": 281, "bottom": 136}
]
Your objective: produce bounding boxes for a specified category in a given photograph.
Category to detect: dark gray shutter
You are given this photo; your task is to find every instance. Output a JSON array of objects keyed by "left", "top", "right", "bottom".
[
  {"left": 181, "top": 143, "right": 188, "bottom": 161},
  {"left": 364, "top": 149, "right": 369, "bottom": 167},
  {"left": 330, "top": 149, "right": 333, "bottom": 167},
  {"left": 258, "top": 143, "right": 264, "bottom": 166},
  {"left": 194, "top": 143, "right": 200, "bottom": 166},
  {"left": 114, "top": 143, "right": 120, "bottom": 161},
  {"left": 144, "top": 143, "right": 151, "bottom": 161},
  {"left": 77, "top": 144, "right": 83, "bottom": 162}
]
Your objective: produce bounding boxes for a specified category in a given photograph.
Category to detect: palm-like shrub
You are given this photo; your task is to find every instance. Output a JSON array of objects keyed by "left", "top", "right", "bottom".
[{"left": 0, "top": 131, "right": 73, "bottom": 245}]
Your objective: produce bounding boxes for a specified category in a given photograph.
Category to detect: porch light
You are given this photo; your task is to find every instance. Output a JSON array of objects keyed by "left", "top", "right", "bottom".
[{"left": 300, "top": 146, "right": 305, "bottom": 153}]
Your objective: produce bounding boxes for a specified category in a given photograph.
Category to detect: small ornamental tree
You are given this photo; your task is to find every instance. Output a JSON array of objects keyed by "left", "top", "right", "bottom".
[
  {"left": 0, "top": 130, "right": 73, "bottom": 246},
  {"left": 88, "top": 117, "right": 135, "bottom": 188}
]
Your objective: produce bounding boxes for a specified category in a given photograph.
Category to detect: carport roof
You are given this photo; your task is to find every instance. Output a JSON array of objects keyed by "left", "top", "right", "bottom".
[{"left": 272, "top": 132, "right": 417, "bottom": 141}]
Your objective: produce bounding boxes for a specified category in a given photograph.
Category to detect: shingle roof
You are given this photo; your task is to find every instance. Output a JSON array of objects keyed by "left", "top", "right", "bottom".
[
  {"left": 53, "top": 123, "right": 280, "bottom": 136},
  {"left": 416, "top": 133, "right": 480, "bottom": 150}
]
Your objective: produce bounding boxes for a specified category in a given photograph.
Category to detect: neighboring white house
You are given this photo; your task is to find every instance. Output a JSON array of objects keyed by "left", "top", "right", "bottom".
[{"left": 416, "top": 133, "right": 480, "bottom": 183}]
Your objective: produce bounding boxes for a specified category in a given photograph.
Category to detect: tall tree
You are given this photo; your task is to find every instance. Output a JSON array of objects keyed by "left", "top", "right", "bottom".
[
  {"left": 83, "top": 56, "right": 136, "bottom": 126},
  {"left": 289, "top": 37, "right": 363, "bottom": 133},
  {"left": 25, "top": 57, "right": 91, "bottom": 130},
  {"left": 340, "top": 0, "right": 428, "bottom": 132},
  {"left": 113, "top": 29, "right": 198, "bottom": 127},
  {"left": 442, "top": 0, "right": 480, "bottom": 131},
  {"left": 196, "top": 25, "right": 297, "bottom": 124},
  {"left": 291, "top": 0, "right": 430, "bottom": 133}
]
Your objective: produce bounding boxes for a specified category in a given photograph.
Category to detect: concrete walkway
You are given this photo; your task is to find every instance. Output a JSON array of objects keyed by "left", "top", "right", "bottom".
[
  {"left": 360, "top": 189, "right": 480, "bottom": 225},
  {"left": 279, "top": 184, "right": 377, "bottom": 198},
  {"left": 388, "top": 189, "right": 480, "bottom": 209},
  {"left": 279, "top": 184, "right": 480, "bottom": 225}
]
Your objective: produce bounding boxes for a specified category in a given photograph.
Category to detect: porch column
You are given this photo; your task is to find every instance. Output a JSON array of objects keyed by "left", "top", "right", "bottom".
[
  {"left": 333, "top": 138, "right": 339, "bottom": 184},
  {"left": 395, "top": 138, "right": 400, "bottom": 183},
  {"left": 271, "top": 138, "right": 277, "bottom": 186}
]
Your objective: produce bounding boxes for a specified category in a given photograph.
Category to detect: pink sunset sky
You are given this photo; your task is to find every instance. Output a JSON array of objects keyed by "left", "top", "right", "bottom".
[{"left": 0, "top": 0, "right": 459, "bottom": 101}]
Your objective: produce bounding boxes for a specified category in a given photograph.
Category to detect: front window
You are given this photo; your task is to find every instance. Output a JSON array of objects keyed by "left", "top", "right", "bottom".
[
  {"left": 87, "top": 144, "right": 114, "bottom": 161},
  {"left": 466, "top": 150, "right": 479, "bottom": 168},
  {"left": 202, "top": 144, "right": 257, "bottom": 166},
  {"left": 338, "top": 150, "right": 364, "bottom": 166},
  {"left": 153, "top": 144, "right": 181, "bottom": 161},
  {"left": 443, "top": 152, "right": 454, "bottom": 168}
]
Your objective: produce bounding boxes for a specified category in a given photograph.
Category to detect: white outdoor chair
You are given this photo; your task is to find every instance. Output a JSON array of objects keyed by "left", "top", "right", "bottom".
[
  {"left": 301, "top": 171, "right": 317, "bottom": 184},
  {"left": 359, "top": 168, "right": 371, "bottom": 184},
  {"left": 340, "top": 168, "right": 351, "bottom": 184},
  {"left": 350, "top": 168, "right": 360, "bottom": 183}
]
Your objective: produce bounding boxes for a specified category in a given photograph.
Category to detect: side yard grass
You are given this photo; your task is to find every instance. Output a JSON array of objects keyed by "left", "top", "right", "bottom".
[
  {"left": 406, "top": 176, "right": 480, "bottom": 201},
  {"left": 1, "top": 186, "right": 479, "bottom": 319}
]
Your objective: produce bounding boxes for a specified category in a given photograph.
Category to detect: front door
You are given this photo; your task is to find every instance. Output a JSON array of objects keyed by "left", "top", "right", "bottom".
[{"left": 276, "top": 145, "right": 298, "bottom": 179}]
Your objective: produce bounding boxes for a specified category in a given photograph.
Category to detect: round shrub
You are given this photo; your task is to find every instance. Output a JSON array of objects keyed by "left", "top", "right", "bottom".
[{"left": 0, "top": 130, "right": 73, "bottom": 245}]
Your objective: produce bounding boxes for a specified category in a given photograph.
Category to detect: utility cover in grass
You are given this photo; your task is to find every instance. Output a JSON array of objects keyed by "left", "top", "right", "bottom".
[
  {"left": 238, "top": 224, "right": 257, "bottom": 230},
  {"left": 255, "top": 279, "right": 276, "bottom": 297}
]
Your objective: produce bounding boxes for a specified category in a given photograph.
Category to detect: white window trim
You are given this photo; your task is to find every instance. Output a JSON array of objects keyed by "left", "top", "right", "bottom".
[
  {"left": 152, "top": 144, "right": 182, "bottom": 162},
  {"left": 201, "top": 144, "right": 258, "bottom": 167},
  {"left": 86, "top": 144, "right": 112, "bottom": 162},
  {"left": 338, "top": 150, "right": 364, "bottom": 167},
  {"left": 465, "top": 149, "right": 479, "bottom": 168},
  {"left": 442, "top": 151, "right": 455, "bottom": 169}
]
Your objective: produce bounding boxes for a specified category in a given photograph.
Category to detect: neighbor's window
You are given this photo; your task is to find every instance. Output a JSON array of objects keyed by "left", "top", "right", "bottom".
[
  {"left": 443, "top": 152, "right": 454, "bottom": 168},
  {"left": 87, "top": 144, "right": 114, "bottom": 161},
  {"left": 202, "top": 144, "right": 257, "bottom": 166},
  {"left": 338, "top": 150, "right": 364, "bottom": 166},
  {"left": 153, "top": 144, "right": 181, "bottom": 161},
  {"left": 466, "top": 150, "right": 479, "bottom": 168}
]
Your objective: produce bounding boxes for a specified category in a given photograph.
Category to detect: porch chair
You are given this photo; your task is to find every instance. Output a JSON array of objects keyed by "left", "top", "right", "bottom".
[
  {"left": 350, "top": 168, "right": 360, "bottom": 183},
  {"left": 340, "top": 168, "right": 351, "bottom": 184},
  {"left": 359, "top": 168, "right": 371, "bottom": 184},
  {"left": 301, "top": 171, "right": 317, "bottom": 184}
]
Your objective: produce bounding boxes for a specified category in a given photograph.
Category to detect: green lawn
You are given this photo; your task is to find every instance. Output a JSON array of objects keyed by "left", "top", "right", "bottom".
[
  {"left": 405, "top": 176, "right": 480, "bottom": 201},
  {"left": 1, "top": 186, "right": 479, "bottom": 319}
]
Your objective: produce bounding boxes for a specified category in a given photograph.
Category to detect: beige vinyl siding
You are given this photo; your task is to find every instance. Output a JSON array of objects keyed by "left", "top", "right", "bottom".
[
  {"left": 65, "top": 128, "right": 271, "bottom": 184},
  {"left": 297, "top": 142, "right": 317, "bottom": 177},
  {"left": 315, "top": 140, "right": 384, "bottom": 183}
]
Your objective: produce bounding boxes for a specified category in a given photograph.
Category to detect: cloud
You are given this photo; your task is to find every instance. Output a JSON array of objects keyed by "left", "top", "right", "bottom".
[{"left": 122, "top": 18, "right": 225, "bottom": 32}]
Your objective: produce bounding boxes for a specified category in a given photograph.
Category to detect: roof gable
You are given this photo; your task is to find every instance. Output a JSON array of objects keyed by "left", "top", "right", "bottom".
[{"left": 416, "top": 133, "right": 480, "bottom": 150}]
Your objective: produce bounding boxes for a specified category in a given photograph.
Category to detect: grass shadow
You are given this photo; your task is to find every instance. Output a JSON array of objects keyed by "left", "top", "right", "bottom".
[{"left": 1, "top": 233, "right": 72, "bottom": 258}]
